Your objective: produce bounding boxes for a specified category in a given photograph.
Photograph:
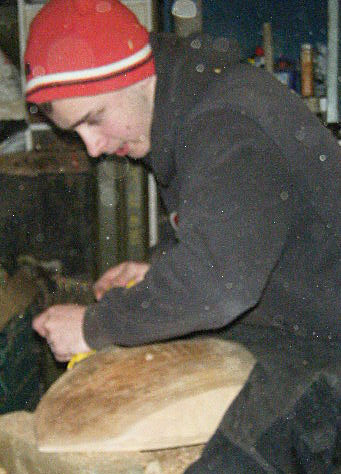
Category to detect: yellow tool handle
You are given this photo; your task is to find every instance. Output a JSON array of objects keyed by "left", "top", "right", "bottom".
[
  {"left": 125, "top": 279, "right": 137, "bottom": 289},
  {"left": 67, "top": 279, "right": 137, "bottom": 370},
  {"left": 67, "top": 350, "right": 96, "bottom": 370}
]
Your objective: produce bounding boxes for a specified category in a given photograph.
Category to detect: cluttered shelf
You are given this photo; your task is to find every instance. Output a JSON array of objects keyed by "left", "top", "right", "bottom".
[{"left": 246, "top": 22, "right": 340, "bottom": 143}]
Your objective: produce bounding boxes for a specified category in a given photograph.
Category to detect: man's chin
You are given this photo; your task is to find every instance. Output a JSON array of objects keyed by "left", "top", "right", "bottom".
[{"left": 128, "top": 147, "right": 150, "bottom": 159}]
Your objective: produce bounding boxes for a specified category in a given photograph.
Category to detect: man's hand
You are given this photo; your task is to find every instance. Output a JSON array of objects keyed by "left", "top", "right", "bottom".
[
  {"left": 32, "top": 304, "right": 91, "bottom": 362},
  {"left": 93, "top": 261, "right": 151, "bottom": 301}
]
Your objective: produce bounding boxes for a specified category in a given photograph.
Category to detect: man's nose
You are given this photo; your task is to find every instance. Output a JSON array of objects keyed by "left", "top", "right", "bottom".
[{"left": 77, "top": 126, "right": 106, "bottom": 158}]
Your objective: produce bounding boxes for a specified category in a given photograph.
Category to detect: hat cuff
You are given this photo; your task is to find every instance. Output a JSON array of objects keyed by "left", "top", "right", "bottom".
[{"left": 26, "top": 44, "right": 154, "bottom": 103}]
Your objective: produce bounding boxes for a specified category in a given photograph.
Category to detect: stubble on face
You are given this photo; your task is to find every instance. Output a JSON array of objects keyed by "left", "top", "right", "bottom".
[{"left": 47, "top": 76, "right": 157, "bottom": 159}]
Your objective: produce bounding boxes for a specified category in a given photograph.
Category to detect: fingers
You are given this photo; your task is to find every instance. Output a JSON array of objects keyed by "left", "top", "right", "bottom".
[
  {"left": 93, "top": 262, "right": 135, "bottom": 300},
  {"left": 53, "top": 350, "right": 73, "bottom": 362},
  {"left": 93, "top": 264, "right": 126, "bottom": 300},
  {"left": 32, "top": 310, "right": 51, "bottom": 338},
  {"left": 46, "top": 339, "right": 69, "bottom": 361},
  {"left": 32, "top": 304, "right": 89, "bottom": 362},
  {"left": 132, "top": 262, "right": 151, "bottom": 283},
  {"left": 93, "top": 261, "right": 152, "bottom": 300},
  {"left": 93, "top": 276, "right": 115, "bottom": 301},
  {"left": 94, "top": 283, "right": 107, "bottom": 301},
  {"left": 32, "top": 305, "right": 60, "bottom": 337},
  {"left": 33, "top": 310, "right": 67, "bottom": 359}
]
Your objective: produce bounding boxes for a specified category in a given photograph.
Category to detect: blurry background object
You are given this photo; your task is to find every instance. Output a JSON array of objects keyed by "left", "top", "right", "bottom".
[
  {"left": 0, "top": 46, "right": 25, "bottom": 121},
  {"left": 172, "top": 0, "right": 202, "bottom": 38},
  {"left": 326, "top": 0, "right": 339, "bottom": 125},
  {"left": 262, "top": 22, "right": 274, "bottom": 73}
]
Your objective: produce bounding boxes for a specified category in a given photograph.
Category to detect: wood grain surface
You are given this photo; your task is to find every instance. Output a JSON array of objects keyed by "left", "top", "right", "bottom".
[
  {"left": 35, "top": 337, "right": 255, "bottom": 453},
  {"left": 0, "top": 411, "right": 204, "bottom": 474}
]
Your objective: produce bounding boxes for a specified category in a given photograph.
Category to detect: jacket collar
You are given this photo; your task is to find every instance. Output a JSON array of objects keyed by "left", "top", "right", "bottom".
[
  {"left": 146, "top": 32, "right": 241, "bottom": 186},
  {"left": 146, "top": 33, "right": 180, "bottom": 186}
]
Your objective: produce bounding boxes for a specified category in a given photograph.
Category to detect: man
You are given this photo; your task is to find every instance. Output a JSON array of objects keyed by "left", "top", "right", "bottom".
[{"left": 25, "top": 0, "right": 340, "bottom": 472}]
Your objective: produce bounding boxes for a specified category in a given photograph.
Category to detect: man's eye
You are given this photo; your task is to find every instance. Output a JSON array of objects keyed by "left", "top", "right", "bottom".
[
  {"left": 87, "top": 110, "right": 104, "bottom": 126},
  {"left": 87, "top": 118, "right": 100, "bottom": 126}
]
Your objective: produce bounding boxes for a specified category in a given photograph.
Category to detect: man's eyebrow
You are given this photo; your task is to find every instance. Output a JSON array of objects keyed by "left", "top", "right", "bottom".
[{"left": 68, "top": 112, "right": 92, "bottom": 130}]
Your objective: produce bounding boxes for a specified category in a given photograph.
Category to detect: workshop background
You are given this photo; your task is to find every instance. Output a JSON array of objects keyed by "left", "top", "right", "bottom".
[
  {"left": 0, "top": 0, "right": 337, "bottom": 275},
  {"left": 0, "top": 0, "right": 339, "bottom": 413}
]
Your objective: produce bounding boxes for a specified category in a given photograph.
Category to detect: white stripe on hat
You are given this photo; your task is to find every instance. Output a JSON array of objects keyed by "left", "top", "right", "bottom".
[{"left": 26, "top": 43, "right": 152, "bottom": 94}]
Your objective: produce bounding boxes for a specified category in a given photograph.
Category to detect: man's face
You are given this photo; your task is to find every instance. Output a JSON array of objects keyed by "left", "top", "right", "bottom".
[{"left": 50, "top": 81, "right": 154, "bottom": 159}]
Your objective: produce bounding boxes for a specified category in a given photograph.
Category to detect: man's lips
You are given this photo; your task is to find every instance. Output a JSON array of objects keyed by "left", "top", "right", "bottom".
[{"left": 115, "top": 144, "right": 129, "bottom": 157}]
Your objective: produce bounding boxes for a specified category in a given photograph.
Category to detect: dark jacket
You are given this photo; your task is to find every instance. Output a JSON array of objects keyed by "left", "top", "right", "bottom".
[{"left": 84, "top": 33, "right": 341, "bottom": 348}]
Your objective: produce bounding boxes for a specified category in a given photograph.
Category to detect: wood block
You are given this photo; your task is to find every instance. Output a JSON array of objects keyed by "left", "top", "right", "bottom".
[
  {"left": 0, "top": 411, "right": 204, "bottom": 474},
  {"left": 35, "top": 337, "right": 255, "bottom": 453}
]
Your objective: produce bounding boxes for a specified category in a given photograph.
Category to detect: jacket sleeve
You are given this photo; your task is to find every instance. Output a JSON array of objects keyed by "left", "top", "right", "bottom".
[
  {"left": 148, "top": 216, "right": 178, "bottom": 263},
  {"left": 83, "top": 112, "right": 294, "bottom": 348}
]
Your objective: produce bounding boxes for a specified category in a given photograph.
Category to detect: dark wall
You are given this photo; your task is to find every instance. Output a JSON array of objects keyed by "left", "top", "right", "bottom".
[
  {"left": 0, "top": 1, "right": 332, "bottom": 69},
  {"left": 202, "top": 0, "right": 328, "bottom": 61},
  {"left": 0, "top": 4, "right": 19, "bottom": 66},
  {"left": 0, "top": 172, "right": 95, "bottom": 276},
  {"left": 162, "top": 0, "right": 329, "bottom": 62}
]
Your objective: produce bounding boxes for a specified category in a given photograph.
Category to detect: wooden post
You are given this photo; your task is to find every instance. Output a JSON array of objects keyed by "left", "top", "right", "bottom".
[
  {"left": 263, "top": 22, "right": 274, "bottom": 74},
  {"left": 172, "top": 0, "right": 202, "bottom": 38},
  {"left": 326, "top": 0, "right": 339, "bottom": 124}
]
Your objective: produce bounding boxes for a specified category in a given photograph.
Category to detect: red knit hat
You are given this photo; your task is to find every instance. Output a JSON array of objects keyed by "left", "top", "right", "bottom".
[{"left": 24, "top": 0, "right": 155, "bottom": 103}]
